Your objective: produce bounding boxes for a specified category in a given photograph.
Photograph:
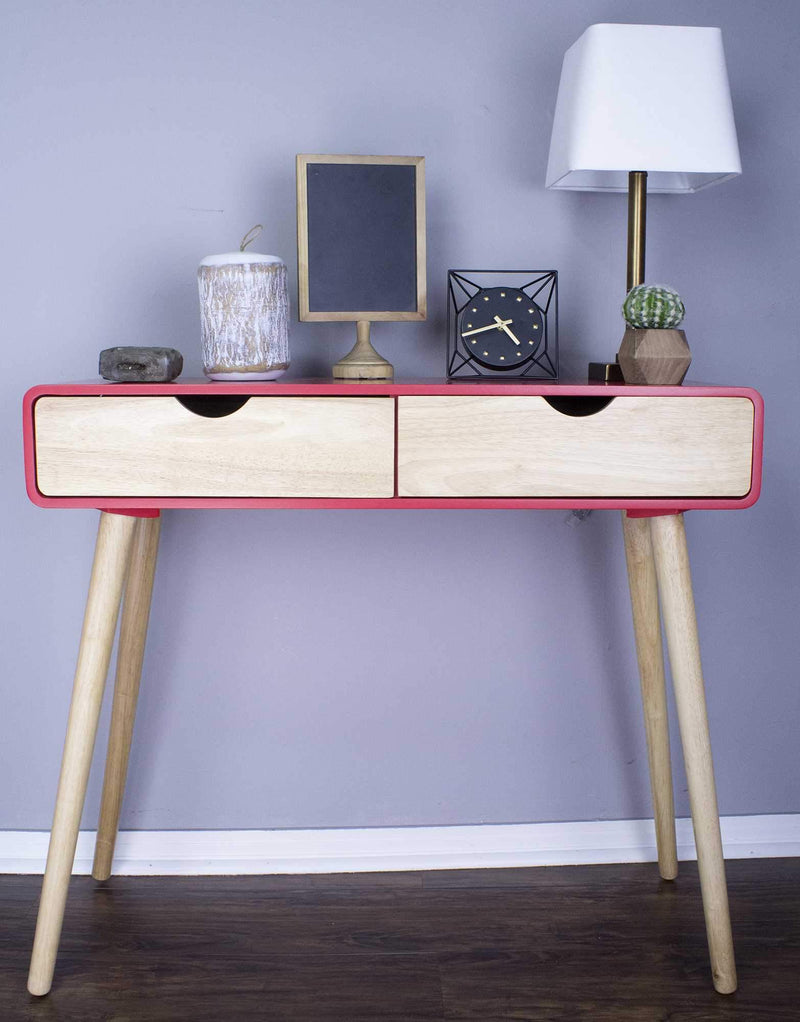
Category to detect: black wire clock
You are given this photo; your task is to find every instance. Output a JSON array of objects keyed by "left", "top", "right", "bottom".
[{"left": 447, "top": 270, "right": 558, "bottom": 379}]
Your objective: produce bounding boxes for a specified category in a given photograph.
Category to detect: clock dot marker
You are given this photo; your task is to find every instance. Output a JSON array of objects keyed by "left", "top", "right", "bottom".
[
  {"left": 529, "top": 340, "right": 534, "bottom": 345},
  {"left": 471, "top": 307, "right": 477, "bottom": 312},
  {"left": 516, "top": 296, "right": 522, "bottom": 302},
  {"left": 483, "top": 351, "right": 489, "bottom": 356},
  {"left": 533, "top": 324, "right": 538, "bottom": 329},
  {"left": 500, "top": 292, "right": 506, "bottom": 297},
  {"left": 499, "top": 355, "right": 505, "bottom": 360},
  {"left": 528, "top": 308, "right": 534, "bottom": 313}
]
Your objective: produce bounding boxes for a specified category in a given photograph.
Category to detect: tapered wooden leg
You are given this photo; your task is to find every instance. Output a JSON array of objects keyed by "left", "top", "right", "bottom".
[
  {"left": 92, "top": 515, "right": 161, "bottom": 882},
  {"left": 622, "top": 512, "right": 678, "bottom": 881},
  {"left": 28, "top": 512, "right": 137, "bottom": 997},
  {"left": 650, "top": 513, "right": 736, "bottom": 995}
]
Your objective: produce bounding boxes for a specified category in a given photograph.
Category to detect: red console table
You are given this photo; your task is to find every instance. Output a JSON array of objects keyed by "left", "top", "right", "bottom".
[{"left": 22, "top": 379, "right": 764, "bottom": 996}]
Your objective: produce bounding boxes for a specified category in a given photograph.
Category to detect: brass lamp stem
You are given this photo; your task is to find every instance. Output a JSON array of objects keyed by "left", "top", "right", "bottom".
[
  {"left": 588, "top": 170, "right": 649, "bottom": 382},
  {"left": 627, "top": 170, "right": 647, "bottom": 290}
]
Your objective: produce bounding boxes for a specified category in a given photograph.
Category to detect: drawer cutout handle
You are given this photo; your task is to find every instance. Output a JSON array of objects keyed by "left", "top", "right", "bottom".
[
  {"left": 543, "top": 396, "right": 614, "bottom": 417},
  {"left": 176, "top": 395, "right": 251, "bottom": 418}
]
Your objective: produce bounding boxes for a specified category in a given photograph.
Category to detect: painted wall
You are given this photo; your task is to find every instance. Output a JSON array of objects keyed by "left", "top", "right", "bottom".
[{"left": 1, "top": 0, "right": 797, "bottom": 832}]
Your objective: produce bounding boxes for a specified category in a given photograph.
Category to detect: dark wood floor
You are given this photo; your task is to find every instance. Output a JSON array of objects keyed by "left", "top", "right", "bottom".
[{"left": 1, "top": 858, "right": 798, "bottom": 1020}]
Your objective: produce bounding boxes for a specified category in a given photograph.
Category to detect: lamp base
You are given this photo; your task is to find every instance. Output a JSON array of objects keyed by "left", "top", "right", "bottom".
[{"left": 588, "top": 361, "right": 624, "bottom": 383}]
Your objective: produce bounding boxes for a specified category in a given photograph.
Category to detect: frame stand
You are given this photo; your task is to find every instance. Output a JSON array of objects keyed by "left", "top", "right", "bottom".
[{"left": 333, "top": 321, "right": 394, "bottom": 380}]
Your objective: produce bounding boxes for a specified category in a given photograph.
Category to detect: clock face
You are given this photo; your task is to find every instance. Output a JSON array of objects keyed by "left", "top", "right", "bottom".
[{"left": 459, "top": 287, "right": 543, "bottom": 371}]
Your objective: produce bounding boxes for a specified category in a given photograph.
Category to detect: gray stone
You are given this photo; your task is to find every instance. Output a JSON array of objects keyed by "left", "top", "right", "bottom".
[{"left": 99, "top": 347, "right": 183, "bottom": 382}]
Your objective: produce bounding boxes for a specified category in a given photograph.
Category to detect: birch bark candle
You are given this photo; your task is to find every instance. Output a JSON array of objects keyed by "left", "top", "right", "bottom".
[{"left": 198, "top": 248, "right": 289, "bottom": 381}]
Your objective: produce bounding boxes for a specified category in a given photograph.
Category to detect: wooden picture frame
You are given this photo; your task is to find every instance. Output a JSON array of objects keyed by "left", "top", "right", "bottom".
[{"left": 296, "top": 154, "right": 426, "bottom": 378}]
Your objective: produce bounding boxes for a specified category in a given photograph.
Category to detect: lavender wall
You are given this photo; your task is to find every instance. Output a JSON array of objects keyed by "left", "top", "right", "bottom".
[{"left": 1, "top": 0, "right": 798, "bottom": 832}]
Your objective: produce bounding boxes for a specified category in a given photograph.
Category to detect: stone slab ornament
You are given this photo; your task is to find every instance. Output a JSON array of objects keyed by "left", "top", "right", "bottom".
[{"left": 99, "top": 347, "right": 184, "bottom": 383}]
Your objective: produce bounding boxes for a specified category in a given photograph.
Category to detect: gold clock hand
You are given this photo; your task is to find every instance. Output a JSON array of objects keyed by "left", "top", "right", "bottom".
[
  {"left": 495, "top": 317, "right": 521, "bottom": 345},
  {"left": 461, "top": 318, "right": 512, "bottom": 338}
]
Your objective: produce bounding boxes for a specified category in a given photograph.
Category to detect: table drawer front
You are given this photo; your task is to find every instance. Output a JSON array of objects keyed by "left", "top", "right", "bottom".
[
  {"left": 397, "top": 395, "right": 755, "bottom": 498},
  {"left": 34, "top": 396, "right": 395, "bottom": 498}
]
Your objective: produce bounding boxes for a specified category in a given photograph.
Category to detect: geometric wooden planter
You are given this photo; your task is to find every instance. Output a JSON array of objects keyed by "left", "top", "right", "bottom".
[{"left": 619, "top": 328, "right": 692, "bottom": 385}]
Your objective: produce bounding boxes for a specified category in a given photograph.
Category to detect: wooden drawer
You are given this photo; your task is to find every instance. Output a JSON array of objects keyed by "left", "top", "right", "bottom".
[
  {"left": 34, "top": 396, "right": 395, "bottom": 498},
  {"left": 397, "top": 395, "right": 755, "bottom": 498}
]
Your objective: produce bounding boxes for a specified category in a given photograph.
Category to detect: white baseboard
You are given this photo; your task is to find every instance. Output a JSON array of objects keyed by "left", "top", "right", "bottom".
[{"left": 1, "top": 814, "right": 798, "bottom": 875}]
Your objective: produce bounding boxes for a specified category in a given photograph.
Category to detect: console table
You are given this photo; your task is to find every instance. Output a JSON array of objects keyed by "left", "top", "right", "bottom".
[{"left": 22, "top": 379, "right": 764, "bottom": 996}]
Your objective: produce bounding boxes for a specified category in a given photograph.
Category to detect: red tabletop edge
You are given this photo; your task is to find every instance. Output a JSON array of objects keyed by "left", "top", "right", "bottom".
[{"left": 22, "top": 380, "right": 764, "bottom": 513}]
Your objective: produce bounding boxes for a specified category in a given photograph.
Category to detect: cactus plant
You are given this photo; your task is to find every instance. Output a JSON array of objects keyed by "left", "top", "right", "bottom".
[{"left": 622, "top": 284, "right": 685, "bottom": 329}]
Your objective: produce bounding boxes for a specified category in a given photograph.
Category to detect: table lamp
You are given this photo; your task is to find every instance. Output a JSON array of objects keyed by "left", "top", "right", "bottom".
[{"left": 545, "top": 23, "right": 741, "bottom": 381}]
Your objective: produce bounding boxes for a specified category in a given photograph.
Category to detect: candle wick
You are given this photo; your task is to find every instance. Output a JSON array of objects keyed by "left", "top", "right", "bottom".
[{"left": 239, "top": 224, "right": 263, "bottom": 252}]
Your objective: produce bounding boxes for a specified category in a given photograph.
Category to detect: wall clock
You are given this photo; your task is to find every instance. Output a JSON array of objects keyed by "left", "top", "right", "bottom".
[{"left": 447, "top": 270, "right": 558, "bottom": 378}]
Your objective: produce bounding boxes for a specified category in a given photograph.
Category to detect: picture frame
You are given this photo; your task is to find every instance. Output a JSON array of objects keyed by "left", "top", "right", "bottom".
[{"left": 296, "top": 154, "right": 426, "bottom": 378}]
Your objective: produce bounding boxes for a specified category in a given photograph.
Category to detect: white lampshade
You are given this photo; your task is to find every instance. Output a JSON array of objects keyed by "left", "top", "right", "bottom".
[{"left": 546, "top": 24, "right": 741, "bottom": 193}]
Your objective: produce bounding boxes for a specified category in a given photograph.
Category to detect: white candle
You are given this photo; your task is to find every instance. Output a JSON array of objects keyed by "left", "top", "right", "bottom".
[{"left": 198, "top": 251, "right": 290, "bottom": 381}]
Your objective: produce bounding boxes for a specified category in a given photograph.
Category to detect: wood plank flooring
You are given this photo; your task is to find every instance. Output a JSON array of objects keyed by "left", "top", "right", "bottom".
[{"left": 1, "top": 858, "right": 798, "bottom": 1020}]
